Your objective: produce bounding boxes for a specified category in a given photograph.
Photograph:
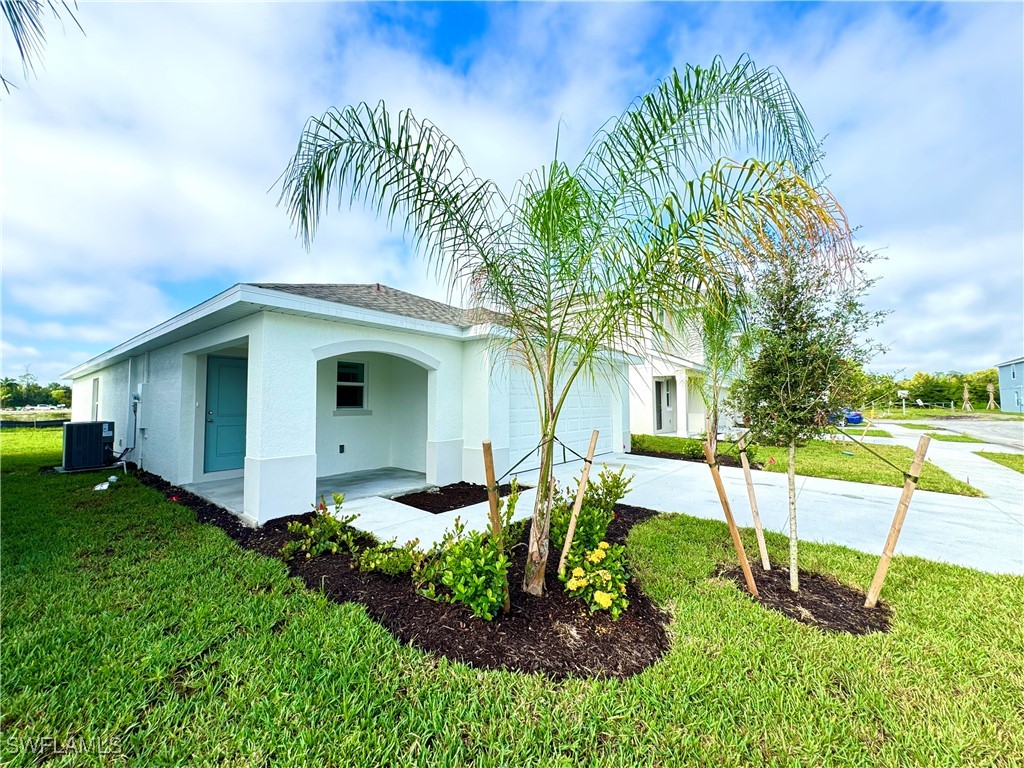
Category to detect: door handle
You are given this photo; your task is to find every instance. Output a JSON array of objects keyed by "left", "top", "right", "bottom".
[{"left": 207, "top": 418, "right": 214, "bottom": 423}]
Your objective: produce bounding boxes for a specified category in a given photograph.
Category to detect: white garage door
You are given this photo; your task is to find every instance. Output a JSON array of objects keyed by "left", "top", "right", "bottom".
[{"left": 507, "top": 368, "right": 616, "bottom": 472}]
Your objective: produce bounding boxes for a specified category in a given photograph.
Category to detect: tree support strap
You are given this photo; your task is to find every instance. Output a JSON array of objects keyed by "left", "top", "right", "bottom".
[{"left": 833, "top": 424, "right": 915, "bottom": 481}]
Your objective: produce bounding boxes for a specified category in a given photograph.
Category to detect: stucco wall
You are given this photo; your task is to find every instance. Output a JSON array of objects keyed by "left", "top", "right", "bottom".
[{"left": 315, "top": 352, "right": 428, "bottom": 476}]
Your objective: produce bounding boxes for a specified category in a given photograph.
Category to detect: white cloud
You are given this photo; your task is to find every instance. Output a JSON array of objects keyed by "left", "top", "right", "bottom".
[{"left": 1, "top": 2, "right": 1021, "bottom": 383}]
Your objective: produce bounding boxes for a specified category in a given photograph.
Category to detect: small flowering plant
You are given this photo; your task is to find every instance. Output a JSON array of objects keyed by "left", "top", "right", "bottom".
[{"left": 560, "top": 541, "right": 630, "bottom": 620}]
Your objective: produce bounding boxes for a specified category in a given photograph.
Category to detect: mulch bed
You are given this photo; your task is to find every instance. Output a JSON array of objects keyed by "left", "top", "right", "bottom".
[
  {"left": 393, "top": 481, "right": 525, "bottom": 515},
  {"left": 718, "top": 562, "right": 891, "bottom": 634},
  {"left": 132, "top": 468, "right": 670, "bottom": 679}
]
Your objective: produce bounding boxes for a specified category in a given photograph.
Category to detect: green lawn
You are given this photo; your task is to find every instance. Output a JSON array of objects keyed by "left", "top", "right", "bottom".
[
  {"left": 900, "top": 423, "right": 935, "bottom": 430},
  {"left": 924, "top": 432, "right": 986, "bottom": 444},
  {"left": 634, "top": 433, "right": 982, "bottom": 497},
  {"left": 3, "top": 429, "right": 1023, "bottom": 766},
  {"left": 756, "top": 441, "right": 983, "bottom": 496},
  {"left": 883, "top": 408, "right": 1024, "bottom": 421},
  {"left": 826, "top": 427, "right": 893, "bottom": 438},
  {"left": 977, "top": 451, "right": 1024, "bottom": 474}
]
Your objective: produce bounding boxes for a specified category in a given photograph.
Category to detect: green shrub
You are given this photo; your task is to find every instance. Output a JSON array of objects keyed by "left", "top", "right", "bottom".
[
  {"left": 356, "top": 538, "right": 424, "bottom": 576},
  {"left": 280, "top": 493, "right": 360, "bottom": 562},
  {"left": 412, "top": 485, "right": 519, "bottom": 620},
  {"left": 561, "top": 541, "right": 630, "bottom": 620},
  {"left": 550, "top": 465, "right": 633, "bottom": 554}
]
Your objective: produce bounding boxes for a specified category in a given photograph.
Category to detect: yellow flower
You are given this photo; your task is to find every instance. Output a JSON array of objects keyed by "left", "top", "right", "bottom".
[
  {"left": 593, "top": 591, "right": 613, "bottom": 609},
  {"left": 619, "top": 583, "right": 627, "bottom": 593},
  {"left": 598, "top": 541, "right": 610, "bottom": 550},
  {"left": 567, "top": 577, "right": 588, "bottom": 591},
  {"left": 587, "top": 548, "right": 606, "bottom": 564},
  {"left": 572, "top": 567, "right": 586, "bottom": 579}
]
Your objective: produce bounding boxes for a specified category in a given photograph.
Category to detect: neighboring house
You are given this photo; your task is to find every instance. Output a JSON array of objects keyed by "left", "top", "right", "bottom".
[
  {"left": 63, "top": 284, "right": 631, "bottom": 525},
  {"left": 996, "top": 356, "right": 1024, "bottom": 413},
  {"left": 629, "top": 321, "right": 708, "bottom": 438}
]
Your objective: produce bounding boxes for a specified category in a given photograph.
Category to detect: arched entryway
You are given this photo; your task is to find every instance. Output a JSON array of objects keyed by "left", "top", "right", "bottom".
[{"left": 313, "top": 340, "right": 437, "bottom": 500}]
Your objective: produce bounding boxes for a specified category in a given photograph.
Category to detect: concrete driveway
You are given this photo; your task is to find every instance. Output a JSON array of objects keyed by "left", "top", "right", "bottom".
[
  {"left": 343, "top": 425, "right": 1023, "bottom": 576},
  {"left": 890, "top": 417, "right": 1024, "bottom": 451},
  {"left": 516, "top": 449, "right": 1023, "bottom": 576}
]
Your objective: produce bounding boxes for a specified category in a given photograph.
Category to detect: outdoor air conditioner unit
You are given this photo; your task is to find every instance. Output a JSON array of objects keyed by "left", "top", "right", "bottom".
[{"left": 62, "top": 421, "right": 115, "bottom": 471}]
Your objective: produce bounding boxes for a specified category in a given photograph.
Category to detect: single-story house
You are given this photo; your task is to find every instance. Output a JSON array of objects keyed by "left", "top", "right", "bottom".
[
  {"left": 996, "top": 355, "right": 1024, "bottom": 413},
  {"left": 63, "top": 284, "right": 631, "bottom": 525}
]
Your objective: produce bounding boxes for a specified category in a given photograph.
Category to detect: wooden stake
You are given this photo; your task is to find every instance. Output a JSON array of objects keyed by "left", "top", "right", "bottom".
[
  {"left": 557, "top": 430, "right": 600, "bottom": 576},
  {"left": 702, "top": 442, "right": 758, "bottom": 597},
  {"left": 738, "top": 434, "right": 770, "bottom": 570},
  {"left": 864, "top": 435, "right": 931, "bottom": 608},
  {"left": 482, "top": 440, "right": 510, "bottom": 614}
]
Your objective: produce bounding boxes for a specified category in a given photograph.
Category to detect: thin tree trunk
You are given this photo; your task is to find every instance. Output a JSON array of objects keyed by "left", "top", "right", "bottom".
[
  {"left": 522, "top": 429, "right": 553, "bottom": 596},
  {"left": 787, "top": 440, "right": 798, "bottom": 592}
]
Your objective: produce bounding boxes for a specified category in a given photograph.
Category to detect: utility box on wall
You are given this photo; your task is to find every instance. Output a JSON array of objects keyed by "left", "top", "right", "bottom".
[{"left": 63, "top": 421, "right": 115, "bottom": 471}]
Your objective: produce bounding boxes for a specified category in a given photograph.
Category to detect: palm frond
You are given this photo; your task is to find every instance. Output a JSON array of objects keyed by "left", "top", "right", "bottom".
[
  {"left": 1, "top": 0, "right": 81, "bottom": 92},
  {"left": 278, "top": 101, "right": 507, "bottom": 292}
]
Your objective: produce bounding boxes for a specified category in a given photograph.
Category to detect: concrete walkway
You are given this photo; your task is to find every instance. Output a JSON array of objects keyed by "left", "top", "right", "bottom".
[{"left": 344, "top": 424, "right": 1023, "bottom": 574}]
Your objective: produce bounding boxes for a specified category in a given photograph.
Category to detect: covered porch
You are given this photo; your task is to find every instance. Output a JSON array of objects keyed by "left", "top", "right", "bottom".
[{"left": 183, "top": 467, "right": 431, "bottom": 519}]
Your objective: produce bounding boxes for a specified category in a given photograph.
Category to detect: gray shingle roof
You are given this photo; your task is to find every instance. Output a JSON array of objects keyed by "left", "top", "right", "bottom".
[{"left": 248, "top": 283, "right": 496, "bottom": 327}]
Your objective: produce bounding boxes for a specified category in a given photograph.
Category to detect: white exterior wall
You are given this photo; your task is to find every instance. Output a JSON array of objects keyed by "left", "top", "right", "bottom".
[
  {"left": 67, "top": 304, "right": 630, "bottom": 524},
  {"left": 315, "top": 352, "right": 428, "bottom": 477}
]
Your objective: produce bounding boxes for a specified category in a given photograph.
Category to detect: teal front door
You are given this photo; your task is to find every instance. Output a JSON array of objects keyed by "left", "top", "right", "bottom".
[{"left": 204, "top": 356, "right": 248, "bottom": 472}]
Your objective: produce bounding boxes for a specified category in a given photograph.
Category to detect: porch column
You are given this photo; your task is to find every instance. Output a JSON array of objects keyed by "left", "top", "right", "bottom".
[
  {"left": 244, "top": 315, "right": 317, "bottom": 525},
  {"left": 426, "top": 360, "right": 463, "bottom": 486}
]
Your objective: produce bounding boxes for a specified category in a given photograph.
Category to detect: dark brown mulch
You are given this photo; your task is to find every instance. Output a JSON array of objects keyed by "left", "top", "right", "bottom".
[
  {"left": 132, "top": 469, "right": 670, "bottom": 679},
  {"left": 718, "top": 561, "right": 891, "bottom": 635},
  {"left": 392, "top": 481, "right": 526, "bottom": 515},
  {"left": 630, "top": 448, "right": 756, "bottom": 470}
]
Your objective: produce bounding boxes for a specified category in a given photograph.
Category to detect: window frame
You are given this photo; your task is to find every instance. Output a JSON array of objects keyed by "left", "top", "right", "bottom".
[{"left": 333, "top": 360, "right": 371, "bottom": 416}]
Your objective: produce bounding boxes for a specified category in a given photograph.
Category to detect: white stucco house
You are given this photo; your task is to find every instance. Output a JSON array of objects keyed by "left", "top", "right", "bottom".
[
  {"left": 628, "top": 322, "right": 708, "bottom": 438},
  {"left": 63, "top": 283, "right": 631, "bottom": 525}
]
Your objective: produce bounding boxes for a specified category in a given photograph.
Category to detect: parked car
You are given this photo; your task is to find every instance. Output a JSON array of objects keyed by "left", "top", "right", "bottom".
[{"left": 830, "top": 408, "right": 863, "bottom": 426}]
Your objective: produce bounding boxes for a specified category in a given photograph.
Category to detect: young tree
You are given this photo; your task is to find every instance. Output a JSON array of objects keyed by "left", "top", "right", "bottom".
[
  {"left": 280, "top": 57, "right": 852, "bottom": 596},
  {"left": 730, "top": 244, "right": 882, "bottom": 591}
]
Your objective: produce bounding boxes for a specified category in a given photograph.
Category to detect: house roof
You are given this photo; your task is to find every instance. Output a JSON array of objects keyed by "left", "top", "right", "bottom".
[
  {"left": 248, "top": 283, "right": 488, "bottom": 327},
  {"left": 62, "top": 282, "right": 491, "bottom": 380},
  {"left": 996, "top": 355, "right": 1024, "bottom": 368}
]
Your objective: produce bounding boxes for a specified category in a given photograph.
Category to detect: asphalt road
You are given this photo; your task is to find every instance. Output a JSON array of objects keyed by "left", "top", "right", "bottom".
[{"left": 924, "top": 418, "right": 1024, "bottom": 451}]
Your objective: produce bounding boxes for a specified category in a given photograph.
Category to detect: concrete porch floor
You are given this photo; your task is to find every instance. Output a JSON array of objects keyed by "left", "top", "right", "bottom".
[{"left": 183, "top": 467, "right": 431, "bottom": 518}]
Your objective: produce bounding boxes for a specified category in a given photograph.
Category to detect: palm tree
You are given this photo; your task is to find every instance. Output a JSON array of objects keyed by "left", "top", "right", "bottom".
[
  {"left": 696, "top": 286, "right": 753, "bottom": 458},
  {"left": 280, "top": 55, "right": 852, "bottom": 596}
]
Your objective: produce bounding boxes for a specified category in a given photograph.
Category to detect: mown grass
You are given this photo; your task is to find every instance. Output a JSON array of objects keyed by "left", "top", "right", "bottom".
[
  {"left": 899, "top": 423, "right": 935, "bottom": 430},
  {"left": 3, "top": 428, "right": 1023, "bottom": 766},
  {"left": 634, "top": 433, "right": 981, "bottom": 497},
  {"left": 827, "top": 427, "right": 893, "bottom": 438},
  {"left": 756, "top": 441, "right": 984, "bottom": 497},
  {"left": 883, "top": 408, "right": 1024, "bottom": 421},
  {"left": 925, "top": 432, "right": 987, "bottom": 444},
  {"left": 977, "top": 451, "right": 1024, "bottom": 474}
]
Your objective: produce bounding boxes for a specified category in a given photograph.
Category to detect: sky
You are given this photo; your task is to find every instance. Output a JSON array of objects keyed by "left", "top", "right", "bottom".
[{"left": 2, "top": 1, "right": 1022, "bottom": 385}]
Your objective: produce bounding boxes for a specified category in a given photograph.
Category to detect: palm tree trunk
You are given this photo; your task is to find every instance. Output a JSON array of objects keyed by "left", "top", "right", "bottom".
[
  {"left": 523, "top": 430, "right": 554, "bottom": 596},
  {"left": 787, "top": 440, "right": 799, "bottom": 592}
]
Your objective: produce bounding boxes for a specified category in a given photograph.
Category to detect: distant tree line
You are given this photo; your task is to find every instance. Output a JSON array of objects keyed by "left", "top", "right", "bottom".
[
  {"left": 0, "top": 373, "right": 71, "bottom": 409},
  {"left": 846, "top": 367, "right": 1000, "bottom": 409}
]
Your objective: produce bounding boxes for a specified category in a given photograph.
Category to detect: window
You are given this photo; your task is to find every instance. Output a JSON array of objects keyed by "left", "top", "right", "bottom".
[
  {"left": 336, "top": 362, "right": 366, "bottom": 409},
  {"left": 90, "top": 378, "right": 100, "bottom": 421}
]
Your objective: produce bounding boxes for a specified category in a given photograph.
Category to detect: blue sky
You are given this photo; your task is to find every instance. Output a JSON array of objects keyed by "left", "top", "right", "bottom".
[{"left": 2, "top": 1, "right": 1022, "bottom": 384}]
